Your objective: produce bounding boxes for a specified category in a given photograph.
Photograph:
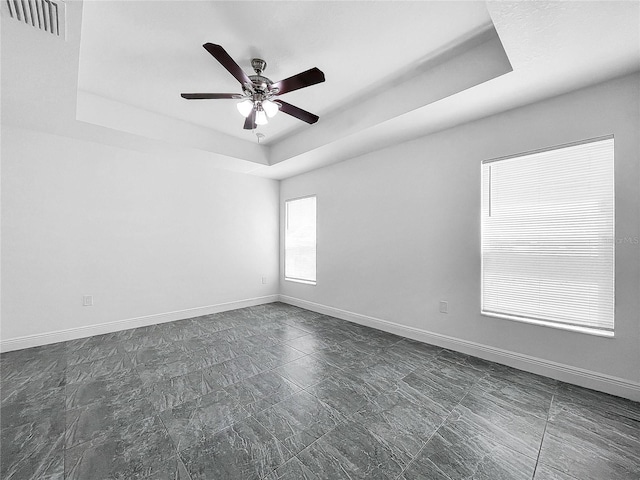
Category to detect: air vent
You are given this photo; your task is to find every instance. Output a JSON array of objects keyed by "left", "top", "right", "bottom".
[{"left": 4, "top": 0, "right": 65, "bottom": 37}]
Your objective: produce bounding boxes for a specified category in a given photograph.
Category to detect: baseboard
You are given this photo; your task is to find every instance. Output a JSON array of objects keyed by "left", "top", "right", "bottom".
[
  {"left": 279, "top": 295, "right": 640, "bottom": 402},
  {"left": 0, "top": 295, "right": 279, "bottom": 353}
]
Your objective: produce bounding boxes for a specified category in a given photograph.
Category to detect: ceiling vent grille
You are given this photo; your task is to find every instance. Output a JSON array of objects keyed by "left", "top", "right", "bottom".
[{"left": 4, "top": 0, "right": 65, "bottom": 37}]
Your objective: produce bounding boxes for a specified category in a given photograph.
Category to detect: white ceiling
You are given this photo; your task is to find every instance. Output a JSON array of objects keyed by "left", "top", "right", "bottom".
[
  {"left": 77, "top": 1, "right": 494, "bottom": 144},
  {"left": 6, "top": 1, "right": 637, "bottom": 180}
]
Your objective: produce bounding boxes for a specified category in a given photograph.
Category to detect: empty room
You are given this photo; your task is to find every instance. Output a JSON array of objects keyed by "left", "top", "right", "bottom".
[{"left": 1, "top": 1, "right": 639, "bottom": 479}]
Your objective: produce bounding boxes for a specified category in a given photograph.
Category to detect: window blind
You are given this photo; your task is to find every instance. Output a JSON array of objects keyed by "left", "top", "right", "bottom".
[
  {"left": 285, "top": 196, "right": 317, "bottom": 284},
  {"left": 481, "top": 137, "right": 614, "bottom": 335}
]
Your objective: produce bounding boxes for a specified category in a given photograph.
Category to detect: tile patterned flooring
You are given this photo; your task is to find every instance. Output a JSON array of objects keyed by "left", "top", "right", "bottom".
[{"left": 2, "top": 302, "right": 639, "bottom": 479}]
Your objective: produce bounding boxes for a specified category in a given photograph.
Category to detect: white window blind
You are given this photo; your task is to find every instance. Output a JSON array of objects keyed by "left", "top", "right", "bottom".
[
  {"left": 285, "top": 196, "right": 317, "bottom": 284},
  {"left": 481, "top": 137, "right": 614, "bottom": 336}
]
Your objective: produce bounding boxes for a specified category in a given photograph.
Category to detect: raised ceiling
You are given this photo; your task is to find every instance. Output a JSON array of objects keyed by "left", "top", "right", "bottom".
[
  {"left": 49, "top": 1, "right": 640, "bottom": 178},
  {"left": 77, "top": 1, "right": 494, "bottom": 143}
]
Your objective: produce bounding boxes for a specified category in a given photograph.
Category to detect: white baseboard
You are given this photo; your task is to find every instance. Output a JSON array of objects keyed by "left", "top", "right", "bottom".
[
  {"left": 0, "top": 295, "right": 279, "bottom": 353},
  {"left": 279, "top": 295, "right": 640, "bottom": 402}
]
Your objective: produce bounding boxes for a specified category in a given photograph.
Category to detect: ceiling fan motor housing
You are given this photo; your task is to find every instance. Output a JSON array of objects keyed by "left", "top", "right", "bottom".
[
  {"left": 251, "top": 58, "right": 267, "bottom": 75},
  {"left": 246, "top": 59, "right": 275, "bottom": 96},
  {"left": 248, "top": 75, "right": 273, "bottom": 91}
]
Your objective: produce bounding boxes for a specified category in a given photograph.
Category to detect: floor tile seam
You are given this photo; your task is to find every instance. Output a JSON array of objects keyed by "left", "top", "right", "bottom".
[
  {"left": 63, "top": 424, "right": 116, "bottom": 453},
  {"left": 405, "top": 456, "right": 455, "bottom": 480},
  {"left": 393, "top": 403, "right": 457, "bottom": 480},
  {"left": 244, "top": 390, "right": 299, "bottom": 418},
  {"left": 1, "top": 381, "right": 66, "bottom": 406},
  {"left": 1, "top": 365, "right": 67, "bottom": 383},
  {"left": 264, "top": 419, "right": 351, "bottom": 480},
  {"left": 456, "top": 402, "right": 552, "bottom": 430},
  {"left": 480, "top": 373, "right": 555, "bottom": 401},
  {"left": 459, "top": 388, "right": 554, "bottom": 423},
  {"left": 156, "top": 410, "right": 195, "bottom": 480},
  {"left": 246, "top": 350, "right": 313, "bottom": 380},
  {"left": 290, "top": 384, "right": 357, "bottom": 430},
  {"left": 540, "top": 421, "right": 640, "bottom": 462},
  {"left": 294, "top": 374, "right": 331, "bottom": 392},
  {"left": 66, "top": 352, "right": 125, "bottom": 368},
  {"left": 65, "top": 383, "right": 156, "bottom": 416},
  {"left": 394, "top": 381, "right": 484, "bottom": 480},
  {"left": 209, "top": 345, "right": 310, "bottom": 378},
  {"left": 63, "top": 373, "right": 71, "bottom": 460},
  {"left": 64, "top": 355, "right": 135, "bottom": 378},
  {"left": 183, "top": 411, "right": 294, "bottom": 480},
  {"left": 134, "top": 356, "right": 208, "bottom": 385},
  {"left": 304, "top": 364, "right": 381, "bottom": 393},
  {"left": 552, "top": 399, "right": 640, "bottom": 425},
  {"left": 448, "top": 411, "right": 546, "bottom": 463},
  {"left": 152, "top": 359, "right": 303, "bottom": 417},
  {"left": 66, "top": 380, "right": 162, "bottom": 413},
  {"left": 125, "top": 347, "right": 146, "bottom": 384},
  {"left": 531, "top": 393, "right": 554, "bottom": 479},
  {"left": 64, "top": 368, "right": 138, "bottom": 388},
  {"left": 171, "top": 405, "right": 254, "bottom": 455},
  {"left": 301, "top": 378, "right": 391, "bottom": 430},
  {"left": 448, "top": 376, "right": 550, "bottom": 461},
  {"left": 265, "top": 341, "right": 310, "bottom": 359},
  {"left": 537, "top": 462, "right": 585, "bottom": 480},
  {"left": 352, "top": 406, "right": 441, "bottom": 463},
  {"left": 63, "top": 424, "right": 67, "bottom": 480},
  {"left": 250, "top": 410, "right": 296, "bottom": 465}
]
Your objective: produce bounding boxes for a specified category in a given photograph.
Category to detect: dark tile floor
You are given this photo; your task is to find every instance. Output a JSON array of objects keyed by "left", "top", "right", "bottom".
[{"left": 2, "top": 302, "right": 639, "bottom": 479}]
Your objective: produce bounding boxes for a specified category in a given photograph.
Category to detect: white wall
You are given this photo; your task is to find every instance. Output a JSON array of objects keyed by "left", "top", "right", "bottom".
[
  {"left": 1, "top": 125, "right": 279, "bottom": 348},
  {"left": 0, "top": 1, "right": 280, "bottom": 351},
  {"left": 280, "top": 73, "right": 640, "bottom": 399}
]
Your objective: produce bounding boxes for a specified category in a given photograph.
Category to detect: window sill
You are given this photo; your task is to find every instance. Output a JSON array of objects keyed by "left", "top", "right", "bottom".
[
  {"left": 481, "top": 311, "right": 614, "bottom": 338},
  {"left": 285, "top": 277, "right": 316, "bottom": 286}
]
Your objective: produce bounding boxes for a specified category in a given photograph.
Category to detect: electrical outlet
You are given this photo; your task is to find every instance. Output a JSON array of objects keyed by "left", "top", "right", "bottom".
[
  {"left": 439, "top": 301, "right": 448, "bottom": 314},
  {"left": 261, "top": 276, "right": 267, "bottom": 284},
  {"left": 82, "top": 295, "right": 93, "bottom": 307}
]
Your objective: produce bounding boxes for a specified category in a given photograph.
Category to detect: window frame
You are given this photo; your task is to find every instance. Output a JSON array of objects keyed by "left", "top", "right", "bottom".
[
  {"left": 480, "top": 135, "right": 615, "bottom": 337},
  {"left": 284, "top": 194, "right": 317, "bottom": 285}
]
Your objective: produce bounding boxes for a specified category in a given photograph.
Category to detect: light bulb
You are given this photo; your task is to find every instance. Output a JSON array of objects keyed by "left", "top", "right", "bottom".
[
  {"left": 262, "top": 99, "right": 279, "bottom": 118},
  {"left": 236, "top": 99, "right": 254, "bottom": 117},
  {"left": 255, "top": 108, "right": 268, "bottom": 125}
]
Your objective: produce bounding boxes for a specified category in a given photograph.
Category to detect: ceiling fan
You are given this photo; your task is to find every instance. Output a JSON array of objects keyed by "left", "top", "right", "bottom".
[{"left": 181, "top": 43, "right": 325, "bottom": 130}]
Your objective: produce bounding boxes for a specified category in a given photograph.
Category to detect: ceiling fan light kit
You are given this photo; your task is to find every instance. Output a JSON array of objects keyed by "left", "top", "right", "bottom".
[
  {"left": 255, "top": 104, "right": 268, "bottom": 126},
  {"left": 236, "top": 98, "right": 254, "bottom": 117},
  {"left": 262, "top": 99, "right": 279, "bottom": 118},
  {"left": 181, "top": 43, "right": 325, "bottom": 130}
]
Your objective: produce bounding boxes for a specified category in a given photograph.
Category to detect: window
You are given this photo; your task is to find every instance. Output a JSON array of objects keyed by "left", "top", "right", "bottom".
[
  {"left": 285, "top": 195, "right": 317, "bottom": 284},
  {"left": 481, "top": 136, "right": 614, "bottom": 336}
]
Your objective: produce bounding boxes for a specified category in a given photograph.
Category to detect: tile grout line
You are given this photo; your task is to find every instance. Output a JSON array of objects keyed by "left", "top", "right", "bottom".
[
  {"left": 288, "top": 342, "right": 467, "bottom": 479},
  {"left": 394, "top": 389, "right": 473, "bottom": 480},
  {"left": 135, "top": 322, "right": 323, "bottom": 479},
  {"left": 72, "top": 320, "right": 426, "bottom": 476},
  {"left": 12, "top": 306, "right": 590, "bottom": 480},
  {"left": 265, "top": 342, "right": 411, "bottom": 479},
  {"left": 531, "top": 393, "right": 555, "bottom": 480},
  {"left": 392, "top": 368, "right": 491, "bottom": 480},
  {"left": 156, "top": 408, "right": 194, "bottom": 480},
  {"left": 250, "top": 412, "right": 297, "bottom": 480},
  {"left": 63, "top": 358, "right": 67, "bottom": 478},
  {"left": 1, "top": 308, "right": 300, "bottom": 479}
]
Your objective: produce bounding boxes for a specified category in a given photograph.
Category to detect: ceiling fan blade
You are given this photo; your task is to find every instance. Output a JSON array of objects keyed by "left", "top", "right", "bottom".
[
  {"left": 203, "top": 43, "right": 252, "bottom": 86},
  {"left": 243, "top": 109, "right": 257, "bottom": 130},
  {"left": 272, "top": 67, "right": 325, "bottom": 95},
  {"left": 181, "top": 93, "right": 240, "bottom": 99},
  {"left": 278, "top": 101, "right": 319, "bottom": 124}
]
